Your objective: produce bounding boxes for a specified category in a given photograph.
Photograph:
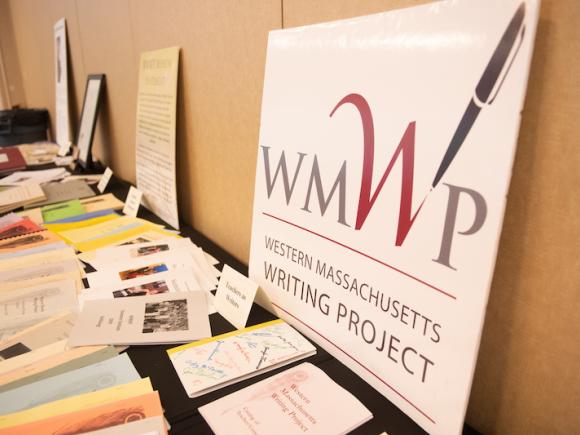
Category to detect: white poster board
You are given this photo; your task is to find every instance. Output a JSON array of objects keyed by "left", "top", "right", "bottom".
[
  {"left": 135, "top": 47, "right": 180, "bottom": 229},
  {"left": 53, "top": 18, "right": 70, "bottom": 150},
  {"left": 249, "top": 1, "right": 539, "bottom": 434}
]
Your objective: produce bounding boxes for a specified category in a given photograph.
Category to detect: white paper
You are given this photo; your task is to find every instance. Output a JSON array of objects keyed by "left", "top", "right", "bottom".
[
  {"left": 123, "top": 186, "right": 143, "bottom": 217},
  {"left": 77, "top": 79, "right": 101, "bottom": 164},
  {"left": 97, "top": 167, "right": 113, "bottom": 193},
  {"left": 135, "top": 47, "right": 180, "bottom": 229},
  {"left": 54, "top": 18, "right": 70, "bottom": 149},
  {"left": 214, "top": 265, "right": 258, "bottom": 329}
]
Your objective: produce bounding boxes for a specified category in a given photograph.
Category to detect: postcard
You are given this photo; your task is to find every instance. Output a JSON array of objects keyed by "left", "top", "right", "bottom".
[
  {"left": 0, "top": 218, "right": 41, "bottom": 240},
  {"left": 85, "top": 252, "right": 200, "bottom": 287},
  {"left": 27, "top": 179, "right": 95, "bottom": 208},
  {"left": 69, "top": 292, "right": 211, "bottom": 346},
  {"left": 0, "top": 346, "right": 114, "bottom": 391},
  {"left": 80, "top": 272, "right": 202, "bottom": 307},
  {"left": 168, "top": 319, "right": 316, "bottom": 398},
  {"left": 0, "top": 353, "right": 141, "bottom": 415},
  {"left": 199, "top": 362, "right": 372, "bottom": 435},
  {"left": 0, "top": 389, "right": 163, "bottom": 435},
  {"left": 82, "top": 415, "right": 166, "bottom": 435},
  {"left": 0, "top": 378, "right": 152, "bottom": 429},
  {"left": 0, "top": 311, "right": 77, "bottom": 361}
]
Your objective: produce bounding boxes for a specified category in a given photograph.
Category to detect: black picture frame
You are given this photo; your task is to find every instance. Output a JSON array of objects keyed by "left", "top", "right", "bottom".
[{"left": 76, "top": 74, "right": 105, "bottom": 169}]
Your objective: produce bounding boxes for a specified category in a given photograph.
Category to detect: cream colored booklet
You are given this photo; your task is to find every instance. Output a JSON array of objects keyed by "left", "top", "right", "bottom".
[
  {"left": 168, "top": 319, "right": 316, "bottom": 398},
  {"left": 199, "top": 362, "right": 372, "bottom": 435},
  {"left": 69, "top": 291, "right": 211, "bottom": 346}
]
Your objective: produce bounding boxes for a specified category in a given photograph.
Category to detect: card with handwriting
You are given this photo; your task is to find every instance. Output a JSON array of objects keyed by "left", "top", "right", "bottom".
[{"left": 168, "top": 319, "right": 316, "bottom": 397}]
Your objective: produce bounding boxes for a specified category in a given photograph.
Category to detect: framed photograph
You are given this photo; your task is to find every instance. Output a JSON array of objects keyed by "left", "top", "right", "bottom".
[{"left": 76, "top": 74, "right": 105, "bottom": 169}]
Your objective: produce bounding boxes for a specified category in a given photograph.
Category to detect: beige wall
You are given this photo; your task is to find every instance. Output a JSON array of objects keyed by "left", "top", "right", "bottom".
[{"left": 1, "top": 0, "right": 578, "bottom": 433}]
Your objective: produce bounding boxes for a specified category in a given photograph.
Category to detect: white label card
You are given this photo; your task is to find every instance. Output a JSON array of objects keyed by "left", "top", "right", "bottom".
[
  {"left": 123, "top": 186, "right": 143, "bottom": 217},
  {"left": 214, "top": 265, "right": 258, "bottom": 329},
  {"left": 97, "top": 167, "right": 113, "bottom": 193}
]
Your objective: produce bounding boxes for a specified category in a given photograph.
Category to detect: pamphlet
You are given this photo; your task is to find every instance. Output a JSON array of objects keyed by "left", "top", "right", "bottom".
[
  {"left": 168, "top": 319, "right": 316, "bottom": 398},
  {"left": 68, "top": 291, "right": 211, "bottom": 346},
  {"left": 0, "top": 353, "right": 140, "bottom": 415},
  {"left": 199, "top": 362, "right": 372, "bottom": 434}
]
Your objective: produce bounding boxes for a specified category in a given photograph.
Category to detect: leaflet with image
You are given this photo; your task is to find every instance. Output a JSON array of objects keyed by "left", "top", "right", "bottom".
[
  {"left": 85, "top": 250, "right": 205, "bottom": 288},
  {"left": 199, "top": 362, "right": 372, "bottom": 435},
  {"left": 79, "top": 272, "right": 202, "bottom": 307},
  {"left": 0, "top": 353, "right": 140, "bottom": 415},
  {"left": 168, "top": 319, "right": 316, "bottom": 398},
  {"left": 69, "top": 291, "right": 211, "bottom": 346}
]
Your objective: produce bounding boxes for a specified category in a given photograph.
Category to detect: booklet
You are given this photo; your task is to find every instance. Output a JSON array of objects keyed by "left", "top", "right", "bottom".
[
  {"left": 0, "top": 390, "right": 164, "bottom": 435},
  {"left": 69, "top": 292, "right": 211, "bottom": 346},
  {"left": 82, "top": 415, "right": 166, "bottom": 435},
  {"left": 0, "top": 378, "right": 152, "bottom": 429},
  {"left": 0, "top": 353, "right": 140, "bottom": 415},
  {"left": 168, "top": 319, "right": 316, "bottom": 398},
  {"left": 199, "top": 362, "right": 372, "bottom": 435},
  {"left": 79, "top": 272, "right": 203, "bottom": 308}
]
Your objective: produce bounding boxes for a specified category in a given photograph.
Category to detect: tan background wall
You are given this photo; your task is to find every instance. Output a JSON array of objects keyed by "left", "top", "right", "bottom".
[{"left": 0, "top": 0, "right": 578, "bottom": 433}]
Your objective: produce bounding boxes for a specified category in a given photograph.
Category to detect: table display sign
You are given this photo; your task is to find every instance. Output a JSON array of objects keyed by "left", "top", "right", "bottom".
[
  {"left": 53, "top": 18, "right": 70, "bottom": 151},
  {"left": 135, "top": 47, "right": 180, "bottom": 229},
  {"left": 249, "top": 1, "right": 539, "bottom": 434}
]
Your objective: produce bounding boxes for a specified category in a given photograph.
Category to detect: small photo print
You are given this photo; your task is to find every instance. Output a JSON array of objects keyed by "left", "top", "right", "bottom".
[
  {"left": 120, "top": 237, "right": 151, "bottom": 246},
  {"left": 113, "top": 280, "right": 169, "bottom": 298},
  {"left": 142, "top": 299, "right": 188, "bottom": 333},
  {"left": 130, "top": 244, "right": 169, "bottom": 258},
  {"left": 118, "top": 263, "right": 168, "bottom": 280}
]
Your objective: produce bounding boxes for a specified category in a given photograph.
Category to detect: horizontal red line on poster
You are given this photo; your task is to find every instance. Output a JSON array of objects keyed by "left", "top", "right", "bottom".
[{"left": 262, "top": 211, "right": 456, "bottom": 300}]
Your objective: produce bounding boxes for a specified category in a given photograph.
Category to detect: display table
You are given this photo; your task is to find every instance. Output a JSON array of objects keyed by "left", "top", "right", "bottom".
[{"left": 100, "top": 176, "right": 477, "bottom": 435}]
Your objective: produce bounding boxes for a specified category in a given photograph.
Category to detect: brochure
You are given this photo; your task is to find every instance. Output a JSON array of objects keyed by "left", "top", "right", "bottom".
[
  {"left": 168, "top": 319, "right": 316, "bottom": 398},
  {"left": 199, "top": 362, "right": 372, "bottom": 435},
  {"left": 69, "top": 292, "right": 211, "bottom": 346}
]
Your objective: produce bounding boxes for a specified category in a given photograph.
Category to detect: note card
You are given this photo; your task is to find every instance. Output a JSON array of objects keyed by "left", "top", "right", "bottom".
[
  {"left": 97, "top": 167, "right": 113, "bottom": 193},
  {"left": 214, "top": 265, "right": 258, "bottom": 329},
  {"left": 123, "top": 186, "right": 142, "bottom": 217}
]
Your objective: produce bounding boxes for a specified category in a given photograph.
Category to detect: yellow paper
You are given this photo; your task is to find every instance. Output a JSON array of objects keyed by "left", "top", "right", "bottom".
[
  {"left": 57, "top": 216, "right": 156, "bottom": 245},
  {"left": 0, "top": 377, "right": 153, "bottom": 429},
  {"left": 43, "top": 213, "right": 120, "bottom": 234},
  {"left": 75, "top": 226, "right": 178, "bottom": 253}
]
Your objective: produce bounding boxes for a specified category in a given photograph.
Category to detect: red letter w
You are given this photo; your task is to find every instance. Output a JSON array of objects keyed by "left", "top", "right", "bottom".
[{"left": 330, "top": 94, "right": 425, "bottom": 246}]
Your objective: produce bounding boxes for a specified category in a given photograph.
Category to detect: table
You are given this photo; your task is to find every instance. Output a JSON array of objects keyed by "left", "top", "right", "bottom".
[{"left": 100, "top": 176, "right": 478, "bottom": 435}]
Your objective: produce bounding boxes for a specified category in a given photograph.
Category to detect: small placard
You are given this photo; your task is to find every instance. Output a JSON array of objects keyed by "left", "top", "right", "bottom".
[
  {"left": 97, "top": 167, "right": 113, "bottom": 193},
  {"left": 57, "top": 141, "right": 71, "bottom": 157},
  {"left": 214, "top": 265, "right": 258, "bottom": 329},
  {"left": 123, "top": 186, "right": 143, "bottom": 217}
]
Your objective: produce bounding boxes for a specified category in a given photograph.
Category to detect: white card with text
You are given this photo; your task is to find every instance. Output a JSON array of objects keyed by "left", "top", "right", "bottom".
[
  {"left": 214, "top": 265, "right": 258, "bottom": 329},
  {"left": 123, "top": 186, "right": 143, "bottom": 217},
  {"left": 97, "top": 167, "right": 113, "bottom": 193}
]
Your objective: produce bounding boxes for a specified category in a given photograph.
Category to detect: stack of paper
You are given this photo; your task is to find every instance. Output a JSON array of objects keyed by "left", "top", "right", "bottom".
[
  {"left": 0, "top": 183, "right": 45, "bottom": 214},
  {"left": 17, "top": 143, "right": 60, "bottom": 166},
  {"left": 0, "top": 167, "right": 69, "bottom": 186}
]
